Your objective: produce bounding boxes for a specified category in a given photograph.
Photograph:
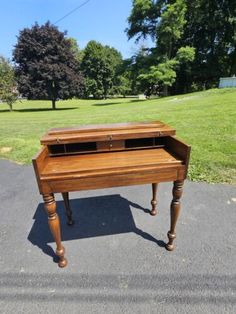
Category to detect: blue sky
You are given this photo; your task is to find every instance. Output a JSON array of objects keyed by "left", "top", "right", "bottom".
[{"left": 0, "top": 0, "right": 152, "bottom": 60}]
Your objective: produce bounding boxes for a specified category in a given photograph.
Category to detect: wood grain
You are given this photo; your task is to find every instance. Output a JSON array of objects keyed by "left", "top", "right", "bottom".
[
  {"left": 41, "top": 121, "right": 176, "bottom": 145},
  {"left": 166, "top": 180, "right": 184, "bottom": 251},
  {"left": 41, "top": 148, "right": 182, "bottom": 178},
  {"left": 43, "top": 193, "right": 67, "bottom": 267}
]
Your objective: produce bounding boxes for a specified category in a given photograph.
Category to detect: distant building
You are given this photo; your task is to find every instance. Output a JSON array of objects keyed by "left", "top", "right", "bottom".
[{"left": 219, "top": 76, "right": 236, "bottom": 88}]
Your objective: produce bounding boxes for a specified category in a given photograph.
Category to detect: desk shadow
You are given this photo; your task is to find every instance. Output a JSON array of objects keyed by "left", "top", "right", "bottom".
[{"left": 28, "top": 194, "right": 165, "bottom": 263}]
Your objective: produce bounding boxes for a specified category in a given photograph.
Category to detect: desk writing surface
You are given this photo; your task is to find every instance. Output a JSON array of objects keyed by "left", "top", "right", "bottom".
[{"left": 41, "top": 148, "right": 182, "bottom": 179}]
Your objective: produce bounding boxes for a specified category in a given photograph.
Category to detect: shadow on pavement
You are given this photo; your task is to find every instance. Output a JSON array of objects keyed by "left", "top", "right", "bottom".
[{"left": 28, "top": 194, "right": 165, "bottom": 263}]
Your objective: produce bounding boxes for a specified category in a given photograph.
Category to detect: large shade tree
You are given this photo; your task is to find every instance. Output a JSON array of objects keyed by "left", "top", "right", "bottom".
[
  {"left": 13, "top": 22, "right": 84, "bottom": 109},
  {"left": 81, "top": 41, "right": 122, "bottom": 99},
  {"left": 127, "top": 0, "right": 195, "bottom": 95}
]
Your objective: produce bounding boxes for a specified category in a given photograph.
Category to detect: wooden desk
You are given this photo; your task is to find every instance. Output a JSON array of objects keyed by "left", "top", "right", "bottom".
[{"left": 33, "top": 121, "right": 191, "bottom": 267}]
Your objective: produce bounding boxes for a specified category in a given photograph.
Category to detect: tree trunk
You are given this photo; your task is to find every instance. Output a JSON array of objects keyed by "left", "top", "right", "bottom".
[
  {"left": 8, "top": 103, "right": 13, "bottom": 112},
  {"left": 52, "top": 99, "right": 56, "bottom": 110},
  {"left": 163, "top": 85, "right": 168, "bottom": 97}
]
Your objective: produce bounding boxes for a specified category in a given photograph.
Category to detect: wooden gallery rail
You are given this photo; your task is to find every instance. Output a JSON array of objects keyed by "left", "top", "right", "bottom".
[{"left": 32, "top": 121, "right": 191, "bottom": 267}]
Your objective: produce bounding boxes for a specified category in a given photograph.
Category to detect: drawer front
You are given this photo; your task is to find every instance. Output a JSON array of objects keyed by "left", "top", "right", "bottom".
[
  {"left": 42, "top": 167, "right": 182, "bottom": 193},
  {"left": 96, "top": 140, "right": 124, "bottom": 151}
]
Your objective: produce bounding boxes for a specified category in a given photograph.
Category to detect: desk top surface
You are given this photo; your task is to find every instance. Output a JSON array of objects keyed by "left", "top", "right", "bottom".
[
  {"left": 40, "top": 121, "right": 176, "bottom": 145},
  {"left": 41, "top": 148, "right": 182, "bottom": 179}
]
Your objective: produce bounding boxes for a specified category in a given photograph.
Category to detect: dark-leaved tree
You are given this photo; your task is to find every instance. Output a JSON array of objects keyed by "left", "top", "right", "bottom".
[{"left": 13, "top": 22, "right": 84, "bottom": 109}]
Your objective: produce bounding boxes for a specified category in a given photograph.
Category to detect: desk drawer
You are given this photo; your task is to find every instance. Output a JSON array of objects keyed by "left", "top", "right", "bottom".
[{"left": 96, "top": 140, "right": 124, "bottom": 151}]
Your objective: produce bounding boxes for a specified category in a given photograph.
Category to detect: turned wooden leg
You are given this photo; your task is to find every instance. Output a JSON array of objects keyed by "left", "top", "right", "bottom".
[
  {"left": 150, "top": 183, "right": 158, "bottom": 216},
  {"left": 62, "top": 192, "right": 74, "bottom": 225},
  {"left": 43, "top": 194, "right": 68, "bottom": 268},
  {"left": 166, "top": 180, "right": 184, "bottom": 251}
]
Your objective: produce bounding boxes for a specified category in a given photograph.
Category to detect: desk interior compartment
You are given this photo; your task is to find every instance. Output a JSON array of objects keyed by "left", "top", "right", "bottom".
[
  {"left": 125, "top": 137, "right": 166, "bottom": 149},
  {"left": 47, "top": 135, "right": 190, "bottom": 165},
  {"left": 49, "top": 142, "right": 97, "bottom": 156}
]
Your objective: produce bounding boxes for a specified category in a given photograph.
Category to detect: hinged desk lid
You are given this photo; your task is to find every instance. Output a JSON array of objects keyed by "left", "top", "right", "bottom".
[{"left": 40, "top": 121, "right": 176, "bottom": 145}]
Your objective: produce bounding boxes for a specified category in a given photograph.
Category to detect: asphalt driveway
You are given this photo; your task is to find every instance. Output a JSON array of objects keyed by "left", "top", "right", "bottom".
[{"left": 0, "top": 159, "right": 235, "bottom": 313}]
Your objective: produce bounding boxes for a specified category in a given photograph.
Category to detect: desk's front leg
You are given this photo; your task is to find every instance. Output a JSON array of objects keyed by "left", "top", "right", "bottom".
[
  {"left": 43, "top": 194, "right": 67, "bottom": 268},
  {"left": 166, "top": 180, "right": 184, "bottom": 251}
]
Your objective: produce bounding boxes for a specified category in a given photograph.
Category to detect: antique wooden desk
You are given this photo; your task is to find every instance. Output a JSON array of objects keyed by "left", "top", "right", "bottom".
[{"left": 33, "top": 121, "right": 191, "bottom": 267}]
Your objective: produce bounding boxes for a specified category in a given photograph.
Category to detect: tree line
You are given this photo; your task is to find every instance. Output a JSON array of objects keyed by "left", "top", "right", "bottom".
[
  {"left": 0, "top": 22, "right": 131, "bottom": 110},
  {"left": 0, "top": 0, "right": 235, "bottom": 110}
]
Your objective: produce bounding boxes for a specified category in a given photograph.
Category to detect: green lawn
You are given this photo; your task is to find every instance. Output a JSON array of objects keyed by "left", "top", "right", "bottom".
[{"left": 0, "top": 88, "right": 235, "bottom": 184}]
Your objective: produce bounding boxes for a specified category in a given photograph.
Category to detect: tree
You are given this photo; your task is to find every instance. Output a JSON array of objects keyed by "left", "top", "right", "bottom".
[
  {"left": 127, "top": 0, "right": 194, "bottom": 95},
  {"left": 67, "top": 37, "right": 84, "bottom": 62},
  {"left": 111, "top": 74, "right": 132, "bottom": 97},
  {"left": 138, "top": 46, "right": 195, "bottom": 96},
  {"left": 176, "top": 46, "right": 196, "bottom": 64},
  {"left": 13, "top": 22, "right": 84, "bottom": 109},
  {"left": 178, "top": 0, "right": 236, "bottom": 90},
  {"left": 174, "top": 45, "right": 196, "bottom": 93},
  {"left": 156, "top": 0, "right": 189, "bottom": 95},
  {"left": 0, "top": 56, "right": 18, "bottom": 111},
  {"left": 123, "top": 45, "right": 156, "bottom": 95},
  {"left": 156, "top": 0, "right": 187, "bottom": 59},
  {"left": 81, "top": 41, "right": 122, "bottom": 98},
  {"left": 127, "top": 0, "right": 190, "bottom": 52},
  {"left": 138, "top": 59, "right": 178, "bottom": 95},
  {"left": 127, "top": 0, "right": 236, "bottom": 93},
  {"left": 126, "top": 0, "right": 162, "bottom": 42}
]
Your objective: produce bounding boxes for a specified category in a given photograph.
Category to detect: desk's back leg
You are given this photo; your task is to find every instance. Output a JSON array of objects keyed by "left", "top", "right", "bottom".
[
  {"left": 43, "top": 194, "right": 68, "bottom": 268},
  {"left": 166, "top": 180, "right": 184, "bottom": 251},
  {"left": 62, "top": 192, "right": 74, "bottom": 225},
  {"left": 150, "top": 183, "right": 158, "bottom": 216}
]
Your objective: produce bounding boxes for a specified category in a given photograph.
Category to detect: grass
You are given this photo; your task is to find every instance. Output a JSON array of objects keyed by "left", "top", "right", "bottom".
[{"left": 0, "top": 88, "right": 235, "bottom": 184}]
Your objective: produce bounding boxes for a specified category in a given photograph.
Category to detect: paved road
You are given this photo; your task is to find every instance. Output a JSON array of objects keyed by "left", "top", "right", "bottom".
[{"left": 0, "top": 159, "right": 235, "bottom": 313}]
